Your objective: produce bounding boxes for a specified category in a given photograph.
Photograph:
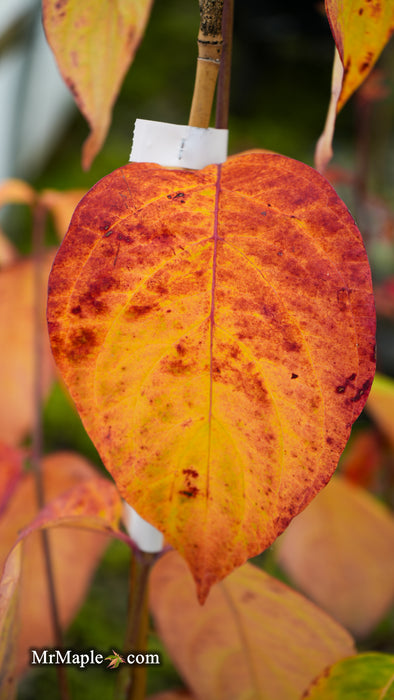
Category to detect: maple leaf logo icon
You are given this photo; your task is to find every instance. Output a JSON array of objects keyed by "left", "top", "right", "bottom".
[{"left": 105, "top": 650, "right": 126, "bottom": 669}]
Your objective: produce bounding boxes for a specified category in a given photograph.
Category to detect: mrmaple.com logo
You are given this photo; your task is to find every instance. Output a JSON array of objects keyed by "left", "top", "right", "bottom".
[{"left": 30, "top": 648, "right": 160, "bottom": 669}]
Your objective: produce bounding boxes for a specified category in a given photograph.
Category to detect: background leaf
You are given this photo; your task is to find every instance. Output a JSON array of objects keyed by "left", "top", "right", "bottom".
[
  {"left": 366, "top": 373, "right": 394, "bottom": 448},
  {"left": 0, "top": 444, "right": 24, "bottom": 517},
  {"left": 148, "top": 693, "right": 195, "bottom": 700},
  {"left": 40, "top": 189, "right": 86, "bottom": 240},
  {"left": 47, "top": 152, "right": 375, "bottom": 601},
  {"left": 303, "top": 653, "right": 394, "bottom": 699},
  {"left": 0, "top": 451, "right": 124, "bottom": 672},
  {"left": 0, "top": 545, "right": 21, "bottom": 700},
  {"left": 276, "top": 475, "right": 394, "bottom": 637},
  {"left": 42, "top": 0, "right": 154, "bottom": 169},
  {"left": 150, "top": 551, "right": 355, "bottom": 700},
  {"left": 325, "top": 0, "right": 394, "bottom": 112},
  {"left": 339, "top": 428, "right": 383, "bottom": 489},
  {"left": 0, "top": 253, "right": 56, "bottom": 445}
]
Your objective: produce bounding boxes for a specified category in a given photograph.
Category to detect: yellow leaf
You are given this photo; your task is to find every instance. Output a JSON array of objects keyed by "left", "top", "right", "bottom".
[
  {"left": 47, "top": 152, "right": 376, "bottom": 601},
  {"left": 276, "top": 475, "right": 394, "bottom": 637},
  {"left": 326, "top": 0, "right": 394, "bottom": 112},
  {"left": 150, "top": 552, "right": 355, "bottom": 700},
  {"left": 42, "top": 0, "right": 154, "bottom": 169}
]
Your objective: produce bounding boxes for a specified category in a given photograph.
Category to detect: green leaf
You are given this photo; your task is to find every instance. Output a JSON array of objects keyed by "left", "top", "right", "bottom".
[{"left": 304, "top": 653, "right": 394, "bottom": 699}]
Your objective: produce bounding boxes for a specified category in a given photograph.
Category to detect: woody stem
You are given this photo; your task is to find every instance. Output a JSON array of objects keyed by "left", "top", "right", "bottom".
[{"left": 189, "top": 0, "right": 224, "bottom": 127}]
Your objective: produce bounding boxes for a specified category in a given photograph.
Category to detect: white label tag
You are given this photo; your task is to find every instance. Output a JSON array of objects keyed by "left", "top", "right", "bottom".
[
  {"left": 123, "top": 501, "right": 164, "bottom": 553},
  {"left": 130, "top": 118, "right": 228, "bottom": 169}
]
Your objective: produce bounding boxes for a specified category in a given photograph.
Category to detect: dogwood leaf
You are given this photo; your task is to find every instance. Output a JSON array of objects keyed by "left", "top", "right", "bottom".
[
  {"left": 47, "top": 152, "right": 375, "bottom": 601},
  {"left": 276, "top": 475, "right": 394, "bottom": 637},
  {"left": 303, "top": 653, "right": 394, "bottom": 699},
  {"left": 150, "top": 552, "right": 355, "bottom": 700},
  {"left": 42, "top": 0, "right": 153, "bottom": 169}
]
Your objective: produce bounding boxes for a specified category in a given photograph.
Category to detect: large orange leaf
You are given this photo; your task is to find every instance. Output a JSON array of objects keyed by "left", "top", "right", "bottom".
[
  {"left": 47, "top": 152, "right": 376, "bottom": 601},
  {"left": 42, "top": 0, "right": 153, "bottom": 169},
  {"left": 0, "top": 253, "right": 56, "bottom": 444},
  {"left": 276, "top": 475, "right": 394, "bottom": 637},
  {"left": 0, "top": 451, "right": 126, "bottom": 672},
  {"left": 326, "top": 0, "right": 394, "bottom": 112},
  {"left": 150, "top": 552, "right": 355, "bottom": 700}
]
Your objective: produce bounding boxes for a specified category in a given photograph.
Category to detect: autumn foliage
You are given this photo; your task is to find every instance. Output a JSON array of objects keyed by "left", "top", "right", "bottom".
[
  {"left": 47, "top": 152, "right": 375, "bottom": 600},
  {"left": 0, "top": 1, "right": 393, "bottom": 699}
]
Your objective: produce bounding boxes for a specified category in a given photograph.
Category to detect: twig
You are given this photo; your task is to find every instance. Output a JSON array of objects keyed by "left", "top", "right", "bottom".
[
  {"left": 189, "top": 0, "right": 224, "bottom": 127},
  {"left": 116, "top": 551, "right": 156, "bottom": 700},
  {"left": 32, "top": 200, "right": 70, "bottom": 700}
]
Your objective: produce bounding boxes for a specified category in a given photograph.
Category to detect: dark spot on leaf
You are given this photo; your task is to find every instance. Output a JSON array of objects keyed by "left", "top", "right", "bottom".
[
  {"left": 360, "top": 52, "right": 373, "bottom": 73},
  {"left": 277, "top": 250, "right": 283, "bottom": 256},
  {"left": 183, "top": 468, "right": 199, "bottom": 478},
  {"left": 67, "top": 327, "right": 98, "bottom": 362},
  {"left": 104, "top": 229, "right": 113, "bottom": 237},
  {"left": 71, "top": 305, "right": 81, "bottom": 315},
  {"left": 336, "top": 287, "right": 348, "bottom": 311},
  {"left": 326, "top": 436, "right": 333, "bottom": 445},
  {"left": 284, "top": 340, "right": 301, "bottom": 353},
  {"left": 65, "top": 77, "right": 78, "bottom": 99},
  {"left": 126, "top": 304, "right": 156, "bottom": 319},
  {"left": 336, "top": 373, "right": 357, "bottom": 394},
  {"left": 351, "top": 378, "right": 373, "bottom": 402},
  {"left": 117, "top": 232, "right": 133, "bottom": 243},
  {"left": 358, "top": 7, "right": 364, "bottom": 13},
  {"left": 176, "top": 343, "right": 187, "bottom": 356},
  {"left": 291, "top": 373, "right": 298, "bottom": 379},
  {"left": 179, "top": 487, "right": 199, "bottom": 498}
]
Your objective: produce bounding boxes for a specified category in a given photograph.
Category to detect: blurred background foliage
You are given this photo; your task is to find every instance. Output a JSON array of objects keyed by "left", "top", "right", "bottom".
[{"left": 0, "top": 0, "right": 392, "bottom": 697}]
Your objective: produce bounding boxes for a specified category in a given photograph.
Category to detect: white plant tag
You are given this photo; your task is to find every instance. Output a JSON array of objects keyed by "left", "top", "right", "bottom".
[
  {"left": 130, "top": 118, "right": 228, "bottom": 169},
  {"left": 123, "top": 501, "right": 164, "bottom": 553}
]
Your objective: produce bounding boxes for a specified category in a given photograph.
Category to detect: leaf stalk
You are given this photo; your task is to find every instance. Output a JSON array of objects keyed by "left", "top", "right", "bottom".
[{"left": 117, "top": 551, "right": 156, "bottom": 700}]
